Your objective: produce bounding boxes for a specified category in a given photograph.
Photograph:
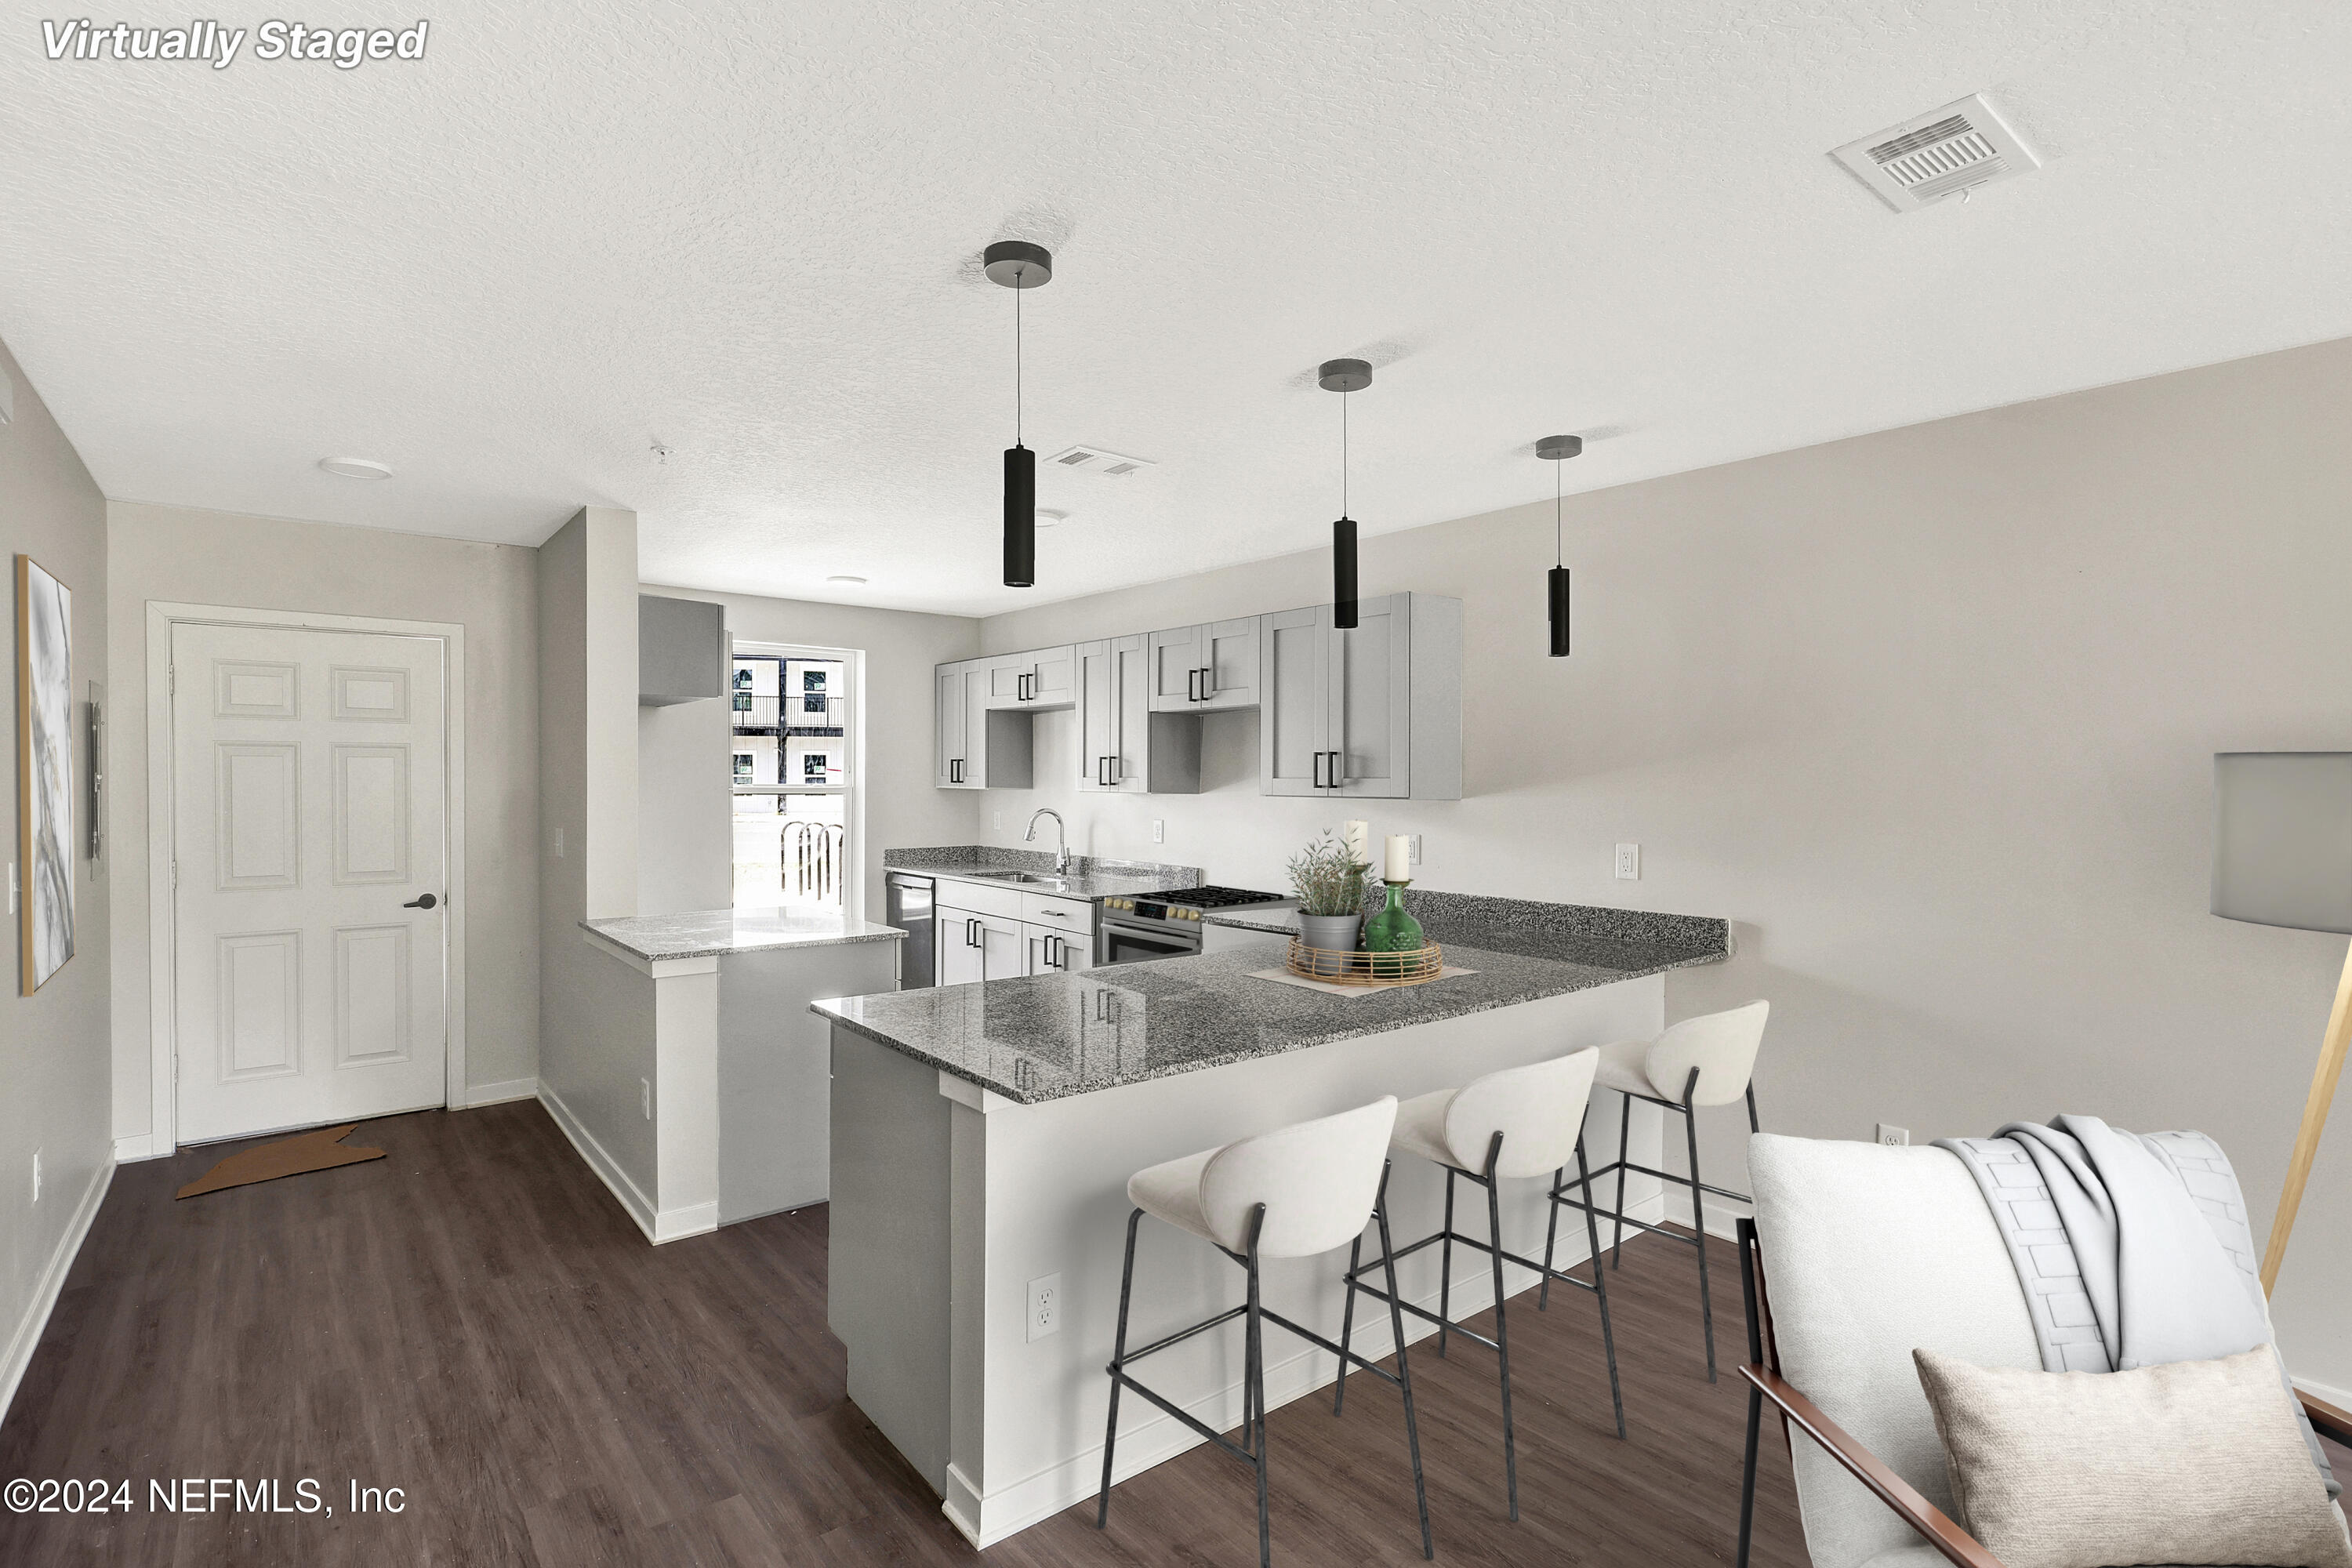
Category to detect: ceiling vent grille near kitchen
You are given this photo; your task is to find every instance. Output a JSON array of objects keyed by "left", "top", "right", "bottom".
[
  {"left": 1045, "top": 445, "right": 1156, "bottom": 477},
  {"left": 1831, "top": 93, "right": 2040, "bottom": 212}
]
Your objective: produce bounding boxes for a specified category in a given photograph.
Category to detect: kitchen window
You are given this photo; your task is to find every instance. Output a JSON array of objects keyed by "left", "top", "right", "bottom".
[{"left": 731, "top": 642, "right": 862, "bottom": 916}]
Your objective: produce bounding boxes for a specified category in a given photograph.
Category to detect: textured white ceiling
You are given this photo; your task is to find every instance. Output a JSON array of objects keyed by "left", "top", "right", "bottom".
[{"left": 3, "top": 2, "right": 2348, "bottom": 615}]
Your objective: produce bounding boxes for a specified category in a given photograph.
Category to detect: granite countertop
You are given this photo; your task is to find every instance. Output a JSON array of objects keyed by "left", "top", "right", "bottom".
[
  {"left": 884, "top": 844, "right": 1207, "bottom": 902},
  {"left": 812, "top": 893, "right": 1731, "bottom": 1105},
  {"left": 584, "top": 908, "right": 906, "bottom": 962}
]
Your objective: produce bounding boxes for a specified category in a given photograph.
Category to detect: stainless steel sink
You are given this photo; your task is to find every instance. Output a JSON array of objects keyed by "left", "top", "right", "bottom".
[{"left": 966, "top": 870, "right": 1074, "bottom": 889}]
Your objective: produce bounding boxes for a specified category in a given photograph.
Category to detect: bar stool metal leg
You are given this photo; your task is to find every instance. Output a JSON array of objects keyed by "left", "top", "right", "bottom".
[
  {"left": 1372, "top": 1171, "right": 1435, "bottom": 1559},
  {"left": 1243, "top": 1206, "right": 1270, "bottom": 1568},
  {"left": 1479, "top": 1134, "right": 1519, "bottom": 1521},
  {"left": 1332, "top": 1230, "right": 1364, "bottom": 1416},
  {"left": 1438, "top": 1169, "right": 1456, "bottom": 1357},
  {"left": 1611, "top": 1091, "right": 1632, "bottom": 1269},
  {"left": 1537, "top": 1163, "right": 1564, "bottom": 1311},
  {"left": 1097, "top": 1207, "right": 1145, "bottom": 1528},
  {"left": 1681, "top": 1067, "right": 1717, "bottom": 1381},
  {"left": 1574, "top": 1134, "right": 1628, "bottom": 1438}
]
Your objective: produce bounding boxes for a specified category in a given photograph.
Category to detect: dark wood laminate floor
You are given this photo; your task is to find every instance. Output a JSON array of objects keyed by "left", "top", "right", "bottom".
[{"left": 0, "top": 1101, "right": 1812, "bottom": 1567}]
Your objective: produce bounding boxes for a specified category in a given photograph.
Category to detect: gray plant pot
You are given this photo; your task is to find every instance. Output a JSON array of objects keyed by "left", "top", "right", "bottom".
[{"left": 1297, "top": 913, "right": 1363, "bottom": 975}]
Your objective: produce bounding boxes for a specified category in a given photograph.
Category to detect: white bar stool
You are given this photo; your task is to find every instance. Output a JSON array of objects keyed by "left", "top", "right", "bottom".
[
  {"left": 1096, "top": 1096, "right": 1433, "bottom": 1568},
  {"left": 1338, "top": 1051, "right": 1624, "bottom": 1523},
  {"left": 1544, "top": 999, "right": 1770, "bottom": 1381}
]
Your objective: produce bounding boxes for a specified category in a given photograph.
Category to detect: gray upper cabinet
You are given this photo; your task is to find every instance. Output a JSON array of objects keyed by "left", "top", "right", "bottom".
[
  {"left": 1148, "top": 616, "right": 1261, "bottom": 712},
  {"left": 639, "top": 595, "right": 727, "bottom": 706},
  {"left": 986, "top": 645, "right": 1076, "bottom": 710},
  {"left": 1077, "top": 634, "right": 1199, "bottom": 795},
  {"left": 935, "top": 660, "right": 1035, "bottom": 790},
  {"left": 1259, "top": 593, "right": 1461, "bottom": 800},
  {"left": 939, "top": 595, "right": 1457, "bottom": 797}
]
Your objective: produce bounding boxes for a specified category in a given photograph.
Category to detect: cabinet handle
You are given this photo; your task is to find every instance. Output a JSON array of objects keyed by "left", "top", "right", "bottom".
[
  {"left": 1200, "top": 666, "right": 1214, "bottom": 702},
  {"left": 968, "top": 918, "right": 981, "bottom": 948},
  {"left": 1329, "top": 750, "right": 1344, "bottom": 789},
  {"left": 1098, "top": 756, "right": 1109, "bottom": 787},
  {"left": 1312, "top": 752, "right": 1327, "bottom": 788}
]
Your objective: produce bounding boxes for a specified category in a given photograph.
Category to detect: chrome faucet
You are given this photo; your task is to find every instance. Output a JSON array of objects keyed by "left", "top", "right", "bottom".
[{"left": 1025, "top": 808, "right": 1072, "bottom": 876}]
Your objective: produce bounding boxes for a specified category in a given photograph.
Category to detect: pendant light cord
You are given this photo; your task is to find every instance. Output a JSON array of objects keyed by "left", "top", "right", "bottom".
[
  {"left": 1555, "top": 457, "right": 1563, "bottom": 568},
  {"left": 1341, "top": 387, "right": 1349, "bottom": 517},
  {"left": 1014, "top": 267, "right": 1023, "bottom": 446}
]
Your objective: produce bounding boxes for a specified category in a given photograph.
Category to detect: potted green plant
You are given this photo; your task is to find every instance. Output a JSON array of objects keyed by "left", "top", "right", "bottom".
[{"left": 1288, "top": 829, "right": 1370, "bottom": 958}]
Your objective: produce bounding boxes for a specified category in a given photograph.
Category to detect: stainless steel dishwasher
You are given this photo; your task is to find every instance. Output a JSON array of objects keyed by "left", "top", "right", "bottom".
[{"left": 884, "top": 872, "right": 936, "bottom": 988}]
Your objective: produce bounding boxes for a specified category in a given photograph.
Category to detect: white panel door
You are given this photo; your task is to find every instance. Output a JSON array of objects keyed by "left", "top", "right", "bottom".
[
  {"left": 1333, "top": 593, "right": 1413, "bottom": 798},
  {"left": 172, "top": 622, "right": 448, "bottom": 1143},
  {"left": 1146, "top": 623, "right": 1204, "bottom": 712},
  {"left": 1074, "top": 640, "right": 1116, "bottom": 793},
  {"left": 1110, "top": 634, "right": 1152, "bottom": 793}
]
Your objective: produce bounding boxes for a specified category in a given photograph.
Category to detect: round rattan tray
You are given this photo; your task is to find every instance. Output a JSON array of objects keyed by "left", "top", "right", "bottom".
[{"left": 1284, "top": 938, "right": 1445, "bottom": 987}]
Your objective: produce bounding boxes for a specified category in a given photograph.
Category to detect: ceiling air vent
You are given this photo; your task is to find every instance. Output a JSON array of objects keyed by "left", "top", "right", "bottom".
[
  {"left": 1045, "top": 445, "right": 1156, "bottom": 477},
  {"left": 1831, "top": 93, "right": 2040, "bottom": 212}
]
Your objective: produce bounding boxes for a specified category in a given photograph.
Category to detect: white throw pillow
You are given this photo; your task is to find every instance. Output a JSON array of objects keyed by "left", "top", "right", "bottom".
[{"left": 1912, "top": 1345, "right": 2352, "bottom": 1568}]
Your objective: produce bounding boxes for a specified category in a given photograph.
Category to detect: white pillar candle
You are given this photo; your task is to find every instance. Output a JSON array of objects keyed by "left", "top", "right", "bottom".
[
  {"left": 1344, "top": 819, "right": 1370, "bottom": 866},
  {"left": 1384, "top": 834, "right": 1411, "bottom": 883}
]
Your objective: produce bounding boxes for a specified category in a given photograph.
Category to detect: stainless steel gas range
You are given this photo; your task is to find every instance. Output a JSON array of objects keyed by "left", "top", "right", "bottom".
[{"left": 1096, "top": 886, "right": 1296, "bottom": 964}]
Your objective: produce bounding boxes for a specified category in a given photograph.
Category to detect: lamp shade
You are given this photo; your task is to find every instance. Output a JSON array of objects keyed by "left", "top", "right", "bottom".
[{"left": 2212, "top": 752, "right": 2352, "bottom": 933}]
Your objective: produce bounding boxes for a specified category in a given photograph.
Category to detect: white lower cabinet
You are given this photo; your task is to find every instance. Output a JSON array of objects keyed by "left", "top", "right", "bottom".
[
  {"left": 939, "top": 898, "right": 1096, "bottom": 982},
  {"left": 938, "top": 907, "right": 1026, "bottom": 984}
]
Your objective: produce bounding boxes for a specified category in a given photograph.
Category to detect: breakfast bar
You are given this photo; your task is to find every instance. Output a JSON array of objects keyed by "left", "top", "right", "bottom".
[{"left": 813, "top": 896, "right": 1730, "bottom": 1548}]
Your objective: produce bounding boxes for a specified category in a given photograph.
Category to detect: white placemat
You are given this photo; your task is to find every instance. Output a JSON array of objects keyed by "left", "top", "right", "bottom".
[{"left": 1247, "top": 966, "right": 1479, "bottom": 998}]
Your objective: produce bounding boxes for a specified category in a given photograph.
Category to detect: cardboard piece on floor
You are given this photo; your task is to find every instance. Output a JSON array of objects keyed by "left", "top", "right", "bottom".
[{"left": 175, "top": 1123, "right": 387, "bottom": 1200}]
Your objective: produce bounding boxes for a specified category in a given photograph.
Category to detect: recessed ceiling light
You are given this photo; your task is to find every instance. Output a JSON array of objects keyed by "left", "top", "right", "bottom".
[
  {"left": 826, "top": 575, "right": 868, "bottom": 586},
  {"left": 318, "top": 456, "right": 391, "bottom": 480},
  {"left": 1036, "top": 509, "right": 1071, "bottom": 528}
]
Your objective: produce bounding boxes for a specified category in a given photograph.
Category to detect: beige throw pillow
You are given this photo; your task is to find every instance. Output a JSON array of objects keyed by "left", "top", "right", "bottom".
[{"left": 1912, "top": 1345, "right": 2352, "bottom": 1568}]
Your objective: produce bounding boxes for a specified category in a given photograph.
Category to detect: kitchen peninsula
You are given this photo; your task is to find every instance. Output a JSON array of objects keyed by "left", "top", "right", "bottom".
[{"left": 813, "top": 892, "right": 1730, "bottom": 1548}]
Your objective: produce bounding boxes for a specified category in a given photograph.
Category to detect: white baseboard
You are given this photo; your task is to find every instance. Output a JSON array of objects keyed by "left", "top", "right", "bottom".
[
  {"left": 461, "top": 1077, "right": 539, "bottom": 1109},
  {"left": 112, "top": 1133, "right": 165, "bottom": 1163},
  {"left": 946, "top": 1192, "right": 1670, "bottom": 1549},
  {"left": 1, "top": 1160, "right": 115, "bottom": 1432},
  {"left": 534, "top": 1085, "right": 716, "bottom": 1247}
]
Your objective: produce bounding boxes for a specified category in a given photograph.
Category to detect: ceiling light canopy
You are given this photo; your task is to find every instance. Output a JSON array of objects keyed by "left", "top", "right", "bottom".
[
  {"left": 985, "top": 239, "right": 1053, "bottom": 590},
  {"left": 318, "top": 456, "right": 391, "bottom": 480}
]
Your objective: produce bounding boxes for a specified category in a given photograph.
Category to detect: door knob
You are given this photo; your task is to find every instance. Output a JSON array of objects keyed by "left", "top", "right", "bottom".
[{"left": 404, "top": 893, "right": 439, "bottom": 909}]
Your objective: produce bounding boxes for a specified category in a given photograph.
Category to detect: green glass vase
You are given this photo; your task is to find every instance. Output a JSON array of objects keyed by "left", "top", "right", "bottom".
[{"left": 1362, "top": 881, "right": 1425, "bottom": 953}]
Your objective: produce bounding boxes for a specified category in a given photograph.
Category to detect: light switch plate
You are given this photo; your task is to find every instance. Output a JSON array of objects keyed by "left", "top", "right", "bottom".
[
  {"left": 1614, "top": 843, "right": 1639, "bottom": 880},
  {"left": 1152, "top": 819, "right": 1165, "bottom": 844}
]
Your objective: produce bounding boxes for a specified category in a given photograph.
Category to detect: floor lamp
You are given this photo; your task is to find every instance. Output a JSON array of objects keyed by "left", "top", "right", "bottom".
[{"left": 2212, "top": 751, "right": 2352, "bottom": 1294}]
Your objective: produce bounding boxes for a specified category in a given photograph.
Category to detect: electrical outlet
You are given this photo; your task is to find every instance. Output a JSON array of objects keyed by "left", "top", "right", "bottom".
[
  {"left": 31, "top": 1149, "right": 42, "bottom": 1205},
  {"left": 641, "top": 1079, "right": 652, "bottom": 1120},
  {"left": 1152, "top": 819, "right": 1165, "bottom": 844},
  {"left": 1027, "top": 1272, "right": 1062, "bottom": 1341},
  {"left": 1877, "top": 1123, "right": 1910, "bottom": 1147},
  {"left": 1409, "top": 833, "right": 1423, "bottom": 866},
  {"left": 993, "top": 811, "right": 1004, "bottom": 831},
  {"left": 550, "top": 828, "right": 564, "bottom": 858},
  {"left": 1614, "top": 843, "right": 1639, "bottom": 880},
  {"left": 8, "top": 862, "right": 16, "bottom": 915}
]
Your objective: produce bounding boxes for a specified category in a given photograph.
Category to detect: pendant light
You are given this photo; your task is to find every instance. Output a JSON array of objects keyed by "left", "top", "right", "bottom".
[
  {"left": 985, "top": 240, "right": 1053, "bottom": 589},
  {"left": 1319, "top": 358, "right": 1371, "bottom": 629},
  {"left": 1537, "top": 434, "right": 1583, "bottom": 656}
]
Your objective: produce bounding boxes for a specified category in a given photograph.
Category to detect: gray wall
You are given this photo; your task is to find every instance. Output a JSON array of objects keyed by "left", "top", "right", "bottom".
[
  {"left": 537, "top": 509, "right": 652, "bottom": 1188},
  {"left": 103, "top": 500, "right": 542, "bottom": 1117},
  {"left": 642, "top": 588, "right": 982, "bottom": 922},
  {"left": 0, "top": 334, "right": 111, "bottom": 1417},
  {"left": 637, "top": 695, "right": 732, "bottom": 917},
  {"left": 978, "top": 336, "right": 2352, "bottom": 1396}
]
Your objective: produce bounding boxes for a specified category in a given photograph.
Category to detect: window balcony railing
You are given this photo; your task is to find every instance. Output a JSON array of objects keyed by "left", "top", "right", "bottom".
[{"left": 731, "top": 692, "right": 842, "bottom": 731}]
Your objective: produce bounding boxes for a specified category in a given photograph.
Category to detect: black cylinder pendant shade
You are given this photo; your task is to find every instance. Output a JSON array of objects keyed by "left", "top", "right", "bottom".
[
  {"left": 1319, "top": 358, "right": 1372, "bottom": 630},
  {"left": 1004, "top": 443, "right": 1036, "bottom": 588},
  {"left": 1538, "top": 433, "right": 1583, "bottom": 657},
  {"left": 1334, "top": 517, "right": 1359, "bottom": 629},
  {"left": 986, "top": 240, "right": 1052, "bottom": 590}
]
